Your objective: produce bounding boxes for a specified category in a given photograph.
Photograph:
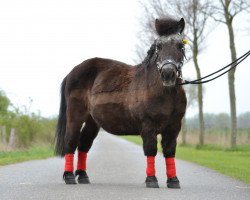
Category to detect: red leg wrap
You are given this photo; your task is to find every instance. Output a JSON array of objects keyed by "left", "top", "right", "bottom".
[
  {"left": 165, "top": 157, "right": 176, "bottom": 178},
  {"left": 146, "top": 156, "right": 155, "bottom": 176},
  {"left": 64, "top": 154, "right": 74, "bottom": 172},
  {"left": 77, "top": 151, "right": 87, "bottom": 171}
]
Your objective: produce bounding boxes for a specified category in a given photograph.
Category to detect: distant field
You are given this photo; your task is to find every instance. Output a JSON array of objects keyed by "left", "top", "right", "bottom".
[
  {"left": 0, "top": 145, "right": 54, "bottom": 166},
  {"left": 122, "top": 135, "right": 250, "bottom": 184},
  {"left": 183, "top": 129, "right": 250, "bottom": 147}
]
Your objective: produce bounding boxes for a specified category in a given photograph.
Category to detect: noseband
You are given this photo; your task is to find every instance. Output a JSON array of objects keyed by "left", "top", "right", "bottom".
[{"left": 157, "top": 59, "right": 183, "bottom": 77}]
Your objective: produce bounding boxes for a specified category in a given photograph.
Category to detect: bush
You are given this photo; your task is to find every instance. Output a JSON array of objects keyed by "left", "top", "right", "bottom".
[{"left": 0, "top": 89, "right": 56, "bottom": 148}]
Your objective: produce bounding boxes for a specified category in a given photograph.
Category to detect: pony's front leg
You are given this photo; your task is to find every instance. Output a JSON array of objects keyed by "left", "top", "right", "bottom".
[
  {"left": 141, "top": 128, "right": 159, "bottom": 188},
  {"left": 161, "top": 124, "right": 181, "bottom": 189}
]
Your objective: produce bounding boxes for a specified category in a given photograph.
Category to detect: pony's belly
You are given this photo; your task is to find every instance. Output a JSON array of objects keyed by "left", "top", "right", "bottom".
[{"left": 90, "top": 102, "right": 138, "bottom": 135}]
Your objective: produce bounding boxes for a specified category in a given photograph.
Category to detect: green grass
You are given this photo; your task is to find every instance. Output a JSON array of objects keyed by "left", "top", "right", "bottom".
[
  {"left": 122, "top": 136, "right": 250, "bottom": 184},
  {"left": 0, "top": 145, "right": 54, "bottom": 166}
]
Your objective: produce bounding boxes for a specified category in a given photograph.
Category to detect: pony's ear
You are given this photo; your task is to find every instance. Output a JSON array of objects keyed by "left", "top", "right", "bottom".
[
  {"left": 155, "top": 18, "right": 160, "bottom": 34},
  {"left": 178, "top": 18, "right": 185, "bottom": 33}
]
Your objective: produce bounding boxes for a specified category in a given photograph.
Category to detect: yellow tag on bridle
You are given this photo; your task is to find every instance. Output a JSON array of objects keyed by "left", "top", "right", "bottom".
[{"left": 183, "top": 38, "right": 188, "bottom": 45}]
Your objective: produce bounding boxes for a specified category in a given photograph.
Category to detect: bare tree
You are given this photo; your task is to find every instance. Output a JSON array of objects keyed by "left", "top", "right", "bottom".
[
  {"left": 181, "top": 84, "right": 197, "bottom": 144},
  {"left": 210, "top": 0, "right": 250, "bottom": 148},
  {"left": 137, "top": 0, "right": 213, "bottom": 146},
  {"left": 134, "top": 1, "right": 169, "bottom": 62}
]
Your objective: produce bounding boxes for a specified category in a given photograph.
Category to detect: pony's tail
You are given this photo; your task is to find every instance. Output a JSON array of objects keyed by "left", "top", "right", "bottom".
[{"left": 55, "top": 77, "right": 67, "bottom": 157}]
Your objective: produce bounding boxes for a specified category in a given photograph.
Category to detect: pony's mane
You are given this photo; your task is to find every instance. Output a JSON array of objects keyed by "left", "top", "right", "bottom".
[{"left": 141, "top": 42, "right": 156, "bottom": 66}]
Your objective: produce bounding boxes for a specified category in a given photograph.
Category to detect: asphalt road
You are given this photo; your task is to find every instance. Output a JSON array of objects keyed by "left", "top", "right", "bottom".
[{"left": 0, "top": 131, "right": 249, "bottom": 200}]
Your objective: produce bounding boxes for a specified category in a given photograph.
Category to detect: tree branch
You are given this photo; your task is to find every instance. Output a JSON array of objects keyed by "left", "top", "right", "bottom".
[{"left": 209, "top": 14, "right": 226, "bottom": 23}]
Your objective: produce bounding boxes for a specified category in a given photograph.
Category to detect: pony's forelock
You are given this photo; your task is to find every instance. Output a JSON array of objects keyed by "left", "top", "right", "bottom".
[{"left": 155, "top": 17, "right": 184, "bottom": 36}]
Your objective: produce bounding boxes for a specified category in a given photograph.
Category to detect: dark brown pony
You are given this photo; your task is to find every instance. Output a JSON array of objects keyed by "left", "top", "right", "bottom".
[{"left": 55, "top": 17, "right": 187, "bottom": 188}]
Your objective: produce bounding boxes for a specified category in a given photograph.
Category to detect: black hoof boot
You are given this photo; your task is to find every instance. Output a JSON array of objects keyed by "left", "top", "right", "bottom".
[
  {"left": 75, "top": 170, "right": 90, "bottom": 184},
  {"left": 145, "top": 176, "right": 159, "bottom": 188},
  {"left": 167, "top": 176, "right": 180, "bottom": 189},
  {"left": 63, "top": 171, "right": 77, "bottom": 184}
]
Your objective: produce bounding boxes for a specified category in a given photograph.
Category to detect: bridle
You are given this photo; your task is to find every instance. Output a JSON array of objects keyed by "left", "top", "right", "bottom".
[{"left": 154, "top": 37, "right": 185, "bottom": 78}]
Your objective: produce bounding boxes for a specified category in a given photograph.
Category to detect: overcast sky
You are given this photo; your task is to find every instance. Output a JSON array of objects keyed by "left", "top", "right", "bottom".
[{"left": 0, "top": 0, "right": 249, "bottom": 118}]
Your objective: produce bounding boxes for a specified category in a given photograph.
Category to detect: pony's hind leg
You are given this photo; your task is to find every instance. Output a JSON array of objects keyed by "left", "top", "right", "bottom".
[
  {"left": 75, "top": 115, "right": 100, "bottom": 184},
  {"left": 63, "top": 97, "right": 88, "bottom": 184}
]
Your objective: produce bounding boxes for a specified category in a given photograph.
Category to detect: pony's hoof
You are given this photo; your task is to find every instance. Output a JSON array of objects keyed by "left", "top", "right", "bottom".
[
  {"left": 63, "top": 171, "right": 77, "bottom": 184},
  {"left": 145, "top": 176, "right": 159, "bottom": 188},
  {"left": 167, "top": 176, "right": 180, "bottom": 189},
  {"left": 75, "top": 170, "right": 90, "bottom": 184}
]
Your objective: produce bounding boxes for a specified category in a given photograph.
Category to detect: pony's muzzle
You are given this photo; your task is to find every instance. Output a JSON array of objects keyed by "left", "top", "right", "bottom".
[{"left": 160, "top": 64, "right": 177, "bottom": 87}]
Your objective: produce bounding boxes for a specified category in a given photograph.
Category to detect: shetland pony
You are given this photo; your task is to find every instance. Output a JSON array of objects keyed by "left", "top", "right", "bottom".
[{"left": 55, "top": 17, "right": 187, "bottom": 188}]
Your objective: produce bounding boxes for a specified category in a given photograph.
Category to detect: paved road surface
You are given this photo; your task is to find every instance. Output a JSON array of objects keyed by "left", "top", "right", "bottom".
[{"left": 0, "top": 131, "right": 249, "bottom": 200}]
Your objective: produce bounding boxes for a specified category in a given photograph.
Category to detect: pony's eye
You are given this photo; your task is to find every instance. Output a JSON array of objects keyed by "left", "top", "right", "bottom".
[
  {"left": 177, "top": 43, "right": 184, "bottom": 50},
  {"left": 156, "top": 43, "right": 162, "bottom": 50}
]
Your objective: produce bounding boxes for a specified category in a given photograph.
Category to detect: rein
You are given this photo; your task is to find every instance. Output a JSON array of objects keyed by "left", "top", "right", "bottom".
[{"left": 179, "top": 49, "right": 250, "bottom": 85}]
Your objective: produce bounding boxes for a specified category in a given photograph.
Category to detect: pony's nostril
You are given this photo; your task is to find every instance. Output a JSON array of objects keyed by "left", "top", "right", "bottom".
[
  {"left": 171, "top": 71, "right": 175, "bottom": 79},
  {"left": 161, "top": 72, "right": 167, "bottom": 79},
  {"left": 161, "top": 66, "right": 176, "bottom": 81}
]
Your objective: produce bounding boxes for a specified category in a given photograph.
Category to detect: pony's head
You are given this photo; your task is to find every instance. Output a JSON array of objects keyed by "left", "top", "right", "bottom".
[{"left": 152, "top": 18, "right": 186, "bottom": 87}]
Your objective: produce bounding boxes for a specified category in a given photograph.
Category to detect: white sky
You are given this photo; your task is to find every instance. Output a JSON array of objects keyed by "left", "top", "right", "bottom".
[{"left": 0, "top": 0, "right": 249, "bottom": 118}]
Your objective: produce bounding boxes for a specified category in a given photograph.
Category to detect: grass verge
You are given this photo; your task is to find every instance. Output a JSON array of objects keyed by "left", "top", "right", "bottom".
[
  {"left": 0, "top": 145, "right": 54, "bottom": 166},
  {"left": 122, "top": 135, "right": 250, "bottom": 184}
]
